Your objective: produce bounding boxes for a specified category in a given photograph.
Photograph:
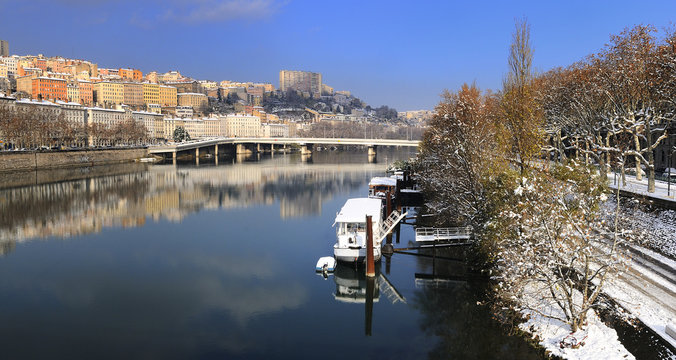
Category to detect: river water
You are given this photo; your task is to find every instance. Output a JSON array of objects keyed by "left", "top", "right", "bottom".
[{"left": 0, "top": 149, "right": 543, "bottom": 359}]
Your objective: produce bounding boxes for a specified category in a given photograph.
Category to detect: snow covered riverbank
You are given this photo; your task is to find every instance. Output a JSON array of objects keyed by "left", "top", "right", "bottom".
[{"left": 517, "top": 283, "right": 635, "bottom": 359}]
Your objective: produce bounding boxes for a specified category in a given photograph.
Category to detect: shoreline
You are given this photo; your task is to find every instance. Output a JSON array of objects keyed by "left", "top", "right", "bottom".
[{"left": 0, "top": 148, "right": 148, "bottom": 173}]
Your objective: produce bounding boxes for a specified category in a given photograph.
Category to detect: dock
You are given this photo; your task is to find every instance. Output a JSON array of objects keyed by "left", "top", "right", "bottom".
[{"left": 415, "top": 226, "right": 473, "bottom": 243}]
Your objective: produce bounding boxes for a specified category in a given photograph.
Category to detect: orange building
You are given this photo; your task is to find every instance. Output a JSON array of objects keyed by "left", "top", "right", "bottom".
[
  {"left": 78, "top": 80, "right": 93, "bottom": 106},
  {"left": 34, "top": 58, "right": 47, "bottom": 71},
  {"left": 119, "top": 68, "right": 142, "bottom": 81},
  {"left": 32, "top": 77, "right": 67, "bottom": 101}
]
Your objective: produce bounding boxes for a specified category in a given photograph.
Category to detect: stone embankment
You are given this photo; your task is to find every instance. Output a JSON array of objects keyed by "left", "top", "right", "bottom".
[{"left": 0, "top": 148, "right": 147, "bottom": 173}]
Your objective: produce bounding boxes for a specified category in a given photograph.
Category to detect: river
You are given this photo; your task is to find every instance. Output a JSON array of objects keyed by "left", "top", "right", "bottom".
[{"left": 0, "top": 149, "right": 543, "bottom": 359}]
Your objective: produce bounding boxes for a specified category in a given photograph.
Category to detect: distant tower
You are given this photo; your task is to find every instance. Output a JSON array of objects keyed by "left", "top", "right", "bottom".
[
  {"left": 279, "top": 70, "right": 322, "bottom": 98},
  {"left": 0, "top": 40, "right": 8, "bottom": 57}
]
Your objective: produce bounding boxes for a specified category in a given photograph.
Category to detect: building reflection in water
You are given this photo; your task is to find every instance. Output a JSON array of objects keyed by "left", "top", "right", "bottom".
[{"left": 0, "top": 153, "right": 393, "bottom": 253}]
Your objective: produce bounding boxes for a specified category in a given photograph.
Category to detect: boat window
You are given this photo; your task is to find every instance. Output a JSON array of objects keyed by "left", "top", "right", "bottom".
[
  {"left": 347, "top": 223, "right": 365, "bottom": 233},
  {"left": 336, "top": 223, "right": 346, "bottom": 235}
]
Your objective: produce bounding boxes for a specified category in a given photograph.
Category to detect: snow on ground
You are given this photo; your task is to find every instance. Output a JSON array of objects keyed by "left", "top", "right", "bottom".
[
  {"left": 603, "top": 193, "right": 676, "bottom": 259},
  {"left": 600, "top": 194, "right": 676, "bottom": 351},
  {"left": 518, "top": 284, "right": 634, "bottom": 360},
  {"left": 602, "top": 260, "right": 676, "bottom": 351}
]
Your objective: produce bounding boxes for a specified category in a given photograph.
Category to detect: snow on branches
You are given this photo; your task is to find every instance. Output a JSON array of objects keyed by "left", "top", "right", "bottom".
[{"left": 486, "top": 163, "right": 623, "bottom": 333}]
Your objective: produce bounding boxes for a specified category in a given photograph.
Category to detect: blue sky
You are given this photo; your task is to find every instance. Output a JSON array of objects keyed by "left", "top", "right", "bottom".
[{"left": 1, "top": 0, "right": 676, "bottom": 110}]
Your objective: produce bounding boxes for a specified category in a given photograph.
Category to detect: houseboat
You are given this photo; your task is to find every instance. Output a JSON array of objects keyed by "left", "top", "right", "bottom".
[
  {"left": 333, "top": 198, "right": 383, "bottom": 263},
  {"left": 368, "top": 177, "right": 397, "bottom": 199}
]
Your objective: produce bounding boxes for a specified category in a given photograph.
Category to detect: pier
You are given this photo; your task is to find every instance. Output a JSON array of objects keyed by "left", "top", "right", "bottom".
[{"left": 415, "top": 226, "right": 473, "bottom": 243}]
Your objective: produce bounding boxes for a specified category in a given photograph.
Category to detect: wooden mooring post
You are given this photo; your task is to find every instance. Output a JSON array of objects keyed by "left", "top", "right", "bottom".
[
  {"left": 365, "top": 215, "right": 375, "bottom": 277},
  {"left": 365, "top": 276, "right": 375, "bottom": 336}
]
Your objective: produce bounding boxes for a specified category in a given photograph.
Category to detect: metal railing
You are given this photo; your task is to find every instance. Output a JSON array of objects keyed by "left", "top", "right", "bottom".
[{"left": 415, "top": 226, "right": 473, "bottom": 239}]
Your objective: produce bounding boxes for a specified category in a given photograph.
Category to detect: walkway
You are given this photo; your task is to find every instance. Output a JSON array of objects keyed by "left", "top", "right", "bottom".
[{"left": 608, "top": 172, "right": 676, "bottom": 207}]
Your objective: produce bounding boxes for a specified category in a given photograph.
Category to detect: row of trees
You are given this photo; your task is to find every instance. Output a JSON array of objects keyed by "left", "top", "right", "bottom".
[
  {"left": 298, "top": 121, "right": 423, "bottom": 140},
  {"left": 539, "top": 25, "right": 676, "bottom": 192},
  {"left": 0, "top": 105, "right": 149, "bottom": 149},
  {"left": 417, "top": 20, "right": 649, "bottom": 336}
]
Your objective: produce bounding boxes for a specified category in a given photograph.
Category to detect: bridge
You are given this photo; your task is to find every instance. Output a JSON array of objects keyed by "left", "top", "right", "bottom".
[{"left": 148, "top": 137, "right": 420, "bottom": 163}]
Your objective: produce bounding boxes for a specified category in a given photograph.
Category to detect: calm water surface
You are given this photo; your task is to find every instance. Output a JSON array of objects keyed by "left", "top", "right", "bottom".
[{"left": 0, "top": 150, "right": 542, "bottom": 359}]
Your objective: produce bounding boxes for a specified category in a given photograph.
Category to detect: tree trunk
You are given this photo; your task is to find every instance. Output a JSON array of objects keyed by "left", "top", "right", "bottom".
[
  {"left": 558, "top": 129, "right": 566, "bottom": 163},
  {"left": 598, "top": 135, "right": 607, "bottom": 182},
  {"left": 605, "top": 133, "right": 610, "bottom": 175},
  {"left": 634, "top": 130, "right": 642, "bottom": 181},
  {"left": 645, "top": 118, "right": 655, "bottom": 193}
]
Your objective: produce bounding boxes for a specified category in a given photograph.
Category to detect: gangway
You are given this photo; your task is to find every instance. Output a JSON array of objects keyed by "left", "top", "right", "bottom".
[
  {"left": 415, "top": 226, "right": 473, "bottom": 242},
  {"left": 375, "top": 210, "right": 408, "bottom": 242}
]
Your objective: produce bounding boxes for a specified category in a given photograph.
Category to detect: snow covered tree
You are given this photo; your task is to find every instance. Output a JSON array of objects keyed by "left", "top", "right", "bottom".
[
  {"left": 418, "top": 83, "right": 502, "bottom": 227},
  {"left": 598, "top": 25, "right": 674, "bottom": 192},
  {"left": 486, "top": 163, "right": 620, "bottom": 333},
  {"left": 173, "top": 126, "right": 191, "bottom": 143}
]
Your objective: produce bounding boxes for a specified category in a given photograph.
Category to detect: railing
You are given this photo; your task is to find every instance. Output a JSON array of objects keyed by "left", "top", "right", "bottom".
[
  {"left": 375, "top": 210, "right": 407, "bottom": 242},
  {"left": 415, "top": 226, "right": 473, "bottom": 241}
]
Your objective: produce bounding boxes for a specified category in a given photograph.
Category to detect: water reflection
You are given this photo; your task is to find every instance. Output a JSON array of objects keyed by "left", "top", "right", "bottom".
[
  {"left": 0, "top": 149, "right": 549, "bottom": 359},
  {"left": 0, "top": 152, "right": 392, "bottom": 251},
  {"left": 333, "top": 264, "right": 380, "bottom": 304},
  {"left": 411, "top": 247, "right": 542, "bottom": 359}
]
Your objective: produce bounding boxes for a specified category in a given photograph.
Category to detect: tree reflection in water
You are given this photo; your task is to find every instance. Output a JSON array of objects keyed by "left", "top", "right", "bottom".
[{"left": 411, "top": 247, "right": 541, "bottom": 359}]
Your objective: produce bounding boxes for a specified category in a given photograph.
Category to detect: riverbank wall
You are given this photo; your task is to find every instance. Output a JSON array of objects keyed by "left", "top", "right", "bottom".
[{"left": 0, "top": 148, "right": 147, "bottom": 173}]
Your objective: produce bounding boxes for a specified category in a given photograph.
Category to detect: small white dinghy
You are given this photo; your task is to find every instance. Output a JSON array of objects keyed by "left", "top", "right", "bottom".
[{"left": 315, "top": 256, "right": 336, "bottom": 273}]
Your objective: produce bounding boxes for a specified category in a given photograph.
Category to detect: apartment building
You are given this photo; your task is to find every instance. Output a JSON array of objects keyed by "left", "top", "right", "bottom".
[
  {"left": 279, "top": 70, "right": 322, "bottom": 98},
  {"left": 177, "top": 92, "right": 207, "bottom": 112},
  {"left": 0, "top": 56, "right": 18, "bottom": 78},
  {"left": 119, "top": 68, "right": 142, "bottom": 81},
  {"left": 159, "top": 85, "right": 177, "bottom": 107},
  {"left": 224, "top": 114, "right": 260, "bottom": 138},
  {"left": 93, "top": 81, "right": 123, "bottom": 107},
  {"left": 0, "top": 40, "right": 8, "bottom": 57},
  {"left": 32, "top": 77, "right": 67, "bottom": 101},
  {"left": 142, "top": 82, "right": 160, "bottom": 105},
  {"left": 123, "top": 82, "right": 144, "bottom": 107},
  {"left": 77, "top": 80, "right": 93, "bottom": 106}
]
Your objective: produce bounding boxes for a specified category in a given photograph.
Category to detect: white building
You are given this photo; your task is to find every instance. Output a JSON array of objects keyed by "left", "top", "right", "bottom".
[
  {"left": 0, "top": 56, "right": 18, "bottom": 78},
  {"left": 132, "top": 111, "right": 164, "bottom": 141},
  {"left": 175, "top": 106, "right": 193, "bottom": 118},
  {"left": 224, "top": 114, "right": 260, "bottom": 138},
  {"left": 261, "top": 123, "right": 289, "bottom": 138}
]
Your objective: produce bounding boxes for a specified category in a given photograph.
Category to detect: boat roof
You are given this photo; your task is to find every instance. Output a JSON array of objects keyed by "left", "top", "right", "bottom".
[
  {"left": 368, "top": 177, "right": 397, "bottom": 186},
  {"left": 334, "top": 198, "right": 381, "bottom": 223}
]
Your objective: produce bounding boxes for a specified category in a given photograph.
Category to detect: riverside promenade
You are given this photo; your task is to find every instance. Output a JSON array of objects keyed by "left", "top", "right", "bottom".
[{"left": 608, "top": 172, "right": 676, "bottom": 209}]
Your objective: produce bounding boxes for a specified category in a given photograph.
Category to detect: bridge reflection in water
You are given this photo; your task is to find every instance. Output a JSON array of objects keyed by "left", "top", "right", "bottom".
[{"left": 0, "top": 150, "right": 413, "bottom": 254}]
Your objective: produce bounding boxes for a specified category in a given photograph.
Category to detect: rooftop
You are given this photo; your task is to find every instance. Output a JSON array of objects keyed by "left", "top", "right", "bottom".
[{"left": 334, "top": 198, "right": 382, "bottom": 224}]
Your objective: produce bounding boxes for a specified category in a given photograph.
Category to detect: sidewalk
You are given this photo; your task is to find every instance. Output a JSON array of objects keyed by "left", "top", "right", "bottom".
[{"left": 608, "top": 172, "right": 676, "bottom": 206}]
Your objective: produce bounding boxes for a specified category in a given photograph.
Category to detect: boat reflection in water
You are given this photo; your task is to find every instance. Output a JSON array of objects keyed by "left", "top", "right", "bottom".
[
  {"left": 331, "top": 262, "right": 406, "bottom": 336},
  {"left": 333, "top": 263, "right": 380, "bottom": 304}
]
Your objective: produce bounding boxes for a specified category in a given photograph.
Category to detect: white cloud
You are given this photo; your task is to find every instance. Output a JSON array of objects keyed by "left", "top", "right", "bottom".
[{"left": 163, "top": 0, "right": 281, "bottom": 24}]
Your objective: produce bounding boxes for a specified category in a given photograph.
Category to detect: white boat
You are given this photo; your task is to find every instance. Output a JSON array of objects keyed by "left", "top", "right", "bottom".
[
  {"left": 368, "top": 177, "right": 397, "bottom": 199},
  {"left": 333, "top": 198, "right": 383, "bottom": 263},
  {"left": 315, "top": 256, "right": 336, "bottom": 272}
]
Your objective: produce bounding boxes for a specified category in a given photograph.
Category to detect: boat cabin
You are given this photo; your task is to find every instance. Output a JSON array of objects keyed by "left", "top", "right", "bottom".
[
  {"left": 334, "top": 198, "right": 382, "bottom": 249},
  {"left": 368, "top": 177, "right": 397, "bottom": 199}
]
